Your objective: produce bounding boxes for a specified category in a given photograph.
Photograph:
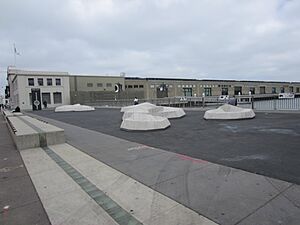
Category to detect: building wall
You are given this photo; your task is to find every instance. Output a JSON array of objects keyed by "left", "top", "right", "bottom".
[
  {"left": 7, "top": 68, "right": 70, "bottom": 110},
  {"left": 16, "top": 75, "right": 70, "bottom": 110},
  {"left": 8, "top": 68, "right": 300, "bottom": 109},
  {"left": 124, "top": 78, "right": 300, "bottom": 99},
  {"left": 69, "top": 75, "right": 125, "bottom": 104}
]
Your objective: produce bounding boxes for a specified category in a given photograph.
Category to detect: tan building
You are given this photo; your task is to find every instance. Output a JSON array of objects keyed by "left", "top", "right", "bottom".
[
  {"left": 7, "top": 67, "right": 300, "bottom": 108},
  {"left": 124, "top": 78, "right": 300, "bottom": 99},
  {"left": 69, "top": 75, "right": 125, "bottom": 104}
]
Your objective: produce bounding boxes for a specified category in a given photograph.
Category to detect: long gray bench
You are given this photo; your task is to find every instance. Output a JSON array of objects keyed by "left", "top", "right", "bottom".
[{"left": 4, "top": 112, "right": 65, "bottom": 150}]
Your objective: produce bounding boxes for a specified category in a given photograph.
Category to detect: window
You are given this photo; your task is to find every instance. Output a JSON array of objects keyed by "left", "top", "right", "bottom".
[
  {"left": 260, "top": 86, "right": 266, "bottom": 94},
  {"left": 53, "top": 92, "right": 62, "bottom": 104},
  {"left": 42, "top": 93, "right": 51, "bottom": 104},
  {"left": 106, "top": 83, "right": 112, "bottom": 87},
  {"left": 97, "top": 83, "right": 103, "bottom": 87},
  {"left": 204, "top": 88, "right": 212, "bottom": 96},
  {"left": 296, "top": 87, "right": 300, "bottom": 93},
  {"left": 47, "top": 78, "right": 52, "bottom": 86},
  {"left": 139, "top": 85, "right": 144, "bottom": 88},
  {"left": 249, "top": 87, "right": 255, "bottom": 94},
  {"left": 87, "top": 83, "right": 93, "bottom": 87},
  {"left": 38, "top": 78, "right": 43, "bottom": 86},
  {"left": 55, "top": 78, "right": 61, "bottom": 86},
  {"left": 289, "top": 86, "right": 294, "bottom": 93},
  {"left": 221, "top": 87, "right": 228, "bottom": 95},
  {"left": 134, "top": 85, "right": 138, "bottom": 88},
  {"left": 234, "top": 86, "right": 242, "bottom": 95},
  {"left": 183, "top": 88, "right": 193, "bottom": 96},
  {"left": 272, "top": 87, "right": 277, "bottom": 94},
  {"left": 128, "top": 85, "right": 133, "bottom": 88},
  {"left": 280, "top": 87, "right": 285, "bottom": 93},
  {"left": 28, "top": 78, "right": 34, "bottom": 86}
]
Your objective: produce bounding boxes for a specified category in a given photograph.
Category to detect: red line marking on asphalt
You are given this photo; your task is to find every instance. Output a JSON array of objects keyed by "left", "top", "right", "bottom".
[{"left": 176, "top": 153, "right": 207, "bottom": 164}]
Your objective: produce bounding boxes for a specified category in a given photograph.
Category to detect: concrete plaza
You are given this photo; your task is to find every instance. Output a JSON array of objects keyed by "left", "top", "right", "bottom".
[{"left": 1, "top": 108, "right": 300, "bottom": 225}]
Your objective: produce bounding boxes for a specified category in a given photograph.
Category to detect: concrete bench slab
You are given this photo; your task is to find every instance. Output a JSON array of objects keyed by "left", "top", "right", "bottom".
[{"left": 6, "top": 115, "right": 65, "bottom": 150}]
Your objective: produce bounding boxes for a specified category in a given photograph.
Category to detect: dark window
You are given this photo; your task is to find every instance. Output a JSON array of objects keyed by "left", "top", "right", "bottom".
[
  {"left": 234, "top": 86, "right": 242, "bottom": 95},
  {"left": 134, "top": 85, "right": 138, "bottom": 88},
  {"left": 42, "top": 93, "right": 51, "bottom": 104},
  {"left": 183, "top": 88, "right": 193, "bottom": 96},
  {"left": 204, "top": 88, "right": 212, "bottom": 96},
  {"left": 139, "top": 85, "right": 144, "bottom": 88},
  {"left": 280, "top": 87, "right": 285, "bottom": 93},
  {"left": 272, "top": 87, "right": 277, "bottom": 94},
  {"left": 97, "top": 83, "right": 103, "bottom": 87},
  {"left": 55, "top": 78, "right": 61, "bottom": 86},
  {"left": 87, "top": 83, "right": 93, "bottom": 87},
  {"left": 249, "top": 87, "right": 255, "bottom": 94},
  {"left": 28, "top": 78, "right": 34, "bottom": 86},
  {"left": 53, "top": 92, "right": 62, "bottom": 104},
  {"left": 106, "top": 83, "right": 112, "bottom": 87},
  {"left": 38, "top": 78, "right": 43, "bottom": 86},
  {"left": 125, "top": 85, "right": 128, "bottom": 89},
  {"left": 260, "top": 86, "right": 266, "bottom": 94},
  {"left": 47, "top": 78, "right": 52, "bottom": 86},
  {"left": 221, "top": 87, "right": 228, "bottom": 95},
  {"left": 128, "top": 85, "right": 133, "bottom": 88},
  {"left": 289, "top": 86, "right": 294, "bottom": 93},
  {"left": 296, "top": 87, "right": 300, "bottom": 93}
]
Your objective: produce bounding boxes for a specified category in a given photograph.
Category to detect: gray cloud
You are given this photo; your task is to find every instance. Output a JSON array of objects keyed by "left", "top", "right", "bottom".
[{"left": 1, "top": 0, "right": 300, "bottom": 94}]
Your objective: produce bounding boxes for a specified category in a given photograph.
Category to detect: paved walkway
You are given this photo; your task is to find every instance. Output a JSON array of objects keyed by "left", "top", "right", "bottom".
[
  {"left": 29, "top": 113, "right": 300, "bottom": 225},
  {"left": 0, "top": 115, "right": 50, "bottom": 225}
]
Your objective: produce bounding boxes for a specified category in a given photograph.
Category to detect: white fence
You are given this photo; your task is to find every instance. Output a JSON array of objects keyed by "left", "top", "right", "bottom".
[{"left": 253, "top": 98, "right": 300, "bottom": 111}]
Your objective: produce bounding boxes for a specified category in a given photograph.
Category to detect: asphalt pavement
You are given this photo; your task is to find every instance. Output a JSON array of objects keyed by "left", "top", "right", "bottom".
[
  {"left": 32, "top": 108, "right": 300, "bottom": 185},
  {"left": 0, "top": 114, "right": 50, "bottom": 225}
]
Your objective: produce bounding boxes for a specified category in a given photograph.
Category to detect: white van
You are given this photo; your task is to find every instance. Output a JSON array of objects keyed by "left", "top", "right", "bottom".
[{"left": 278, "top": 93, "right": 295, "bottom": 99}]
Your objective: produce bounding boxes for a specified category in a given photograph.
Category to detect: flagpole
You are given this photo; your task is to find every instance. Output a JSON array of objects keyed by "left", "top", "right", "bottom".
[{"left": 13, "top": 43, "right": 16, "bottom": 67}]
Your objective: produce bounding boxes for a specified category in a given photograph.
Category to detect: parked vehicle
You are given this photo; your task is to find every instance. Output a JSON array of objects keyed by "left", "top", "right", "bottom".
[
  {"left": 218, "top": 95, "right": 229, "bottom": 101},
  {"left": 278, "top": 93, "right": 295, "bottom": 99}
]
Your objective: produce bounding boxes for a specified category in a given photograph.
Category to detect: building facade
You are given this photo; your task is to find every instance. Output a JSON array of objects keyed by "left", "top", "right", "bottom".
[
  {"left": 69, "top": 75, "right": 125, "bottom": 104},
  {"left": 7, "top": 67, "right": 300, "bottom": 109},
  {"left": 124, "top": 78, "right": 300, "bottom": 99},
  {"left": 7, "top": 67, "right": 70, "bottom": 110}
]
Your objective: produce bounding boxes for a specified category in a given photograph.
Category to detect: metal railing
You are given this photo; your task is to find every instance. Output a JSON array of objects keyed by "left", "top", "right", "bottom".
[
  {"left": 79, "top": 94, "right": 300, "bottom": 111},
  {"left": 253, "top": 98, "right": 300, "bottom": 111}
]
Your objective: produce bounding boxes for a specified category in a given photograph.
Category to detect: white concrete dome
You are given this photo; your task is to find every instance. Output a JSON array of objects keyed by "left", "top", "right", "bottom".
[
  {"left": 204, "top": 104, "right": 255, "bottom": 120},
  {"left": 153, "top": 107, "right": 186, "bottom": 119},
  {"left": 55, "top": 104, "right": 95, "bottom": 112},
  {"left": 121, "top": 113, "right": 170, "bottom": 131}
]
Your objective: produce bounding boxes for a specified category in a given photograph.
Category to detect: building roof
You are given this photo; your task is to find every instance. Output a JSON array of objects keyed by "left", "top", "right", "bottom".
[{"left": 7, "top": 67, "right": 69, "bottom": 77}]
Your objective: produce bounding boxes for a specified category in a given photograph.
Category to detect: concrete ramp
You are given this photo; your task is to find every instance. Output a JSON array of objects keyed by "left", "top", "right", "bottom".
[
  {"left": 204, "top": 104, "right": 255, "bottom": 120},
  {"left": 6, "top": 115, "right": 65, "bottom": 150},
  {"left": 153, "top": 106, "right": 186, "bottom": 119},
  {"left": 121, "top": 113, "right": 170, "bottom": 131}
]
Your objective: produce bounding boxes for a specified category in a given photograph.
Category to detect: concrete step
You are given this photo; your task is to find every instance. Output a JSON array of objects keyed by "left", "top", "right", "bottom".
[
  {"left": 5, "top": 114, "right": 65, "bottom": 150},
  {"left": 20, "top": 144, "right": 217, "bottom": 225}
]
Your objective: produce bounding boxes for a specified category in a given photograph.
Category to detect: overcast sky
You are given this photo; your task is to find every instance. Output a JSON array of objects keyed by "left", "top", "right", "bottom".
[{"left": 1, "top": 0, "right": 300, "bottom": 94}]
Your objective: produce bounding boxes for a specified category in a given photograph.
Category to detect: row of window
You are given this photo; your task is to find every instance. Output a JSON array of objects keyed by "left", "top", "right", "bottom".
[
  {"left": 126, "top": 85, "right": 144, "bottom": 89},
  {"left": 29, "top": 92, "right": 62, "bottom": 105},
  {"left": 148, "top": 83, "right": 299, "bottom": 93},
  {"left": 200, "top": 86, "right": 300, "bottom": 96},
  {"left": 28, "top": 78, "right": 61, "bottom": 86},
  {"left": 87, "top": 83, "right": 112, "bottom": 88}
]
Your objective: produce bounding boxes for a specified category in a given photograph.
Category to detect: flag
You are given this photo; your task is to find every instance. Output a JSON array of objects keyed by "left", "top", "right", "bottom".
[{"left": 13, "top": 44, "right": 20, "bottom": 56}]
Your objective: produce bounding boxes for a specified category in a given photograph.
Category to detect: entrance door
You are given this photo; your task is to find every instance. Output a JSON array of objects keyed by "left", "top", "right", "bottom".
[
  {"left": 156, "top": 84, "right": 168, "bottom": 98},
  {"left": 31, "top": 88, "right": 42, "bottom": 110}
]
